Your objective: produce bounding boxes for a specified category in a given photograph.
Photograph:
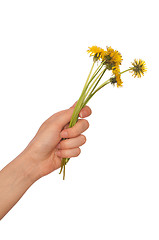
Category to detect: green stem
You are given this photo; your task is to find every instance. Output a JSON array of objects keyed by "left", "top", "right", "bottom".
[
  {"left": 85, "top": 62, "right": 105, "bottom": 91},
  {"left": 120, "top": 67, "right": 133, "bottom": 75},
  {"left": 82, "top": 67, "right": 133, "bottom": 108},
  {"left": 82, "top": 62, "right": 95, "bottom": 93},
  {"left": 82, "top": 79, "right": 111, "bottom": 108},
  {"left": 70, "top": 62, "right": 104, "bottom": 127},
  {"left": 62, "top": 66, "right": 106, "bottom": 173},
  {"left": 63, "top": 162, "right": 65, "bottom": 180},
  {"left": 59, "top": 157, "right": 65, "bottom": 175},
  {"left": 59, "top": 63, "right": 96, "bottom": 179},
  {"left": 84, "top": 68, "right": 106, "bottom": 100},
  {"left": 69, "top": 62, "right": 95, "bottom": 127},
  {"left": 60, "top": 64, "right": 132, "bottom": 179},
  {"left": 90, "top": 61, "right": 105, "bottom": 80},
  {"left": 85, "top": 68, "right": 107, "bottom": 99}
]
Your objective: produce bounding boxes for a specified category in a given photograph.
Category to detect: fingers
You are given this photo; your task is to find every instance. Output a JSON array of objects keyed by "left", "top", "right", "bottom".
[
  {"left": 60, "top": 119, "right": 89, "bottom": 139},
  {"left": 70, "top": 102, "right": 92, "bottom": 118},
  {"left": 79, "top": 105, "right": 92, "bottom": 118},
  {"left": 56, "top": 135, "right": 86, "bottom": 158},
  {"left": 57, "top": 134, "right": 86, "bottom": 150},
  {"left": 55, "top": 103, "right": 92, "bottom": 128},
  {"left": 56, "top": 147, "right": 81, "bottom": 158},
  {"left": 55, "top": 102, "right": 91, "bottom": 159}
]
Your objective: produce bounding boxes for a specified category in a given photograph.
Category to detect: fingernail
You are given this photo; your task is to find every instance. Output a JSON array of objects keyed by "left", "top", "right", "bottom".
[{"left": 80, "top": 112, "right": 83, "bottom": 118}]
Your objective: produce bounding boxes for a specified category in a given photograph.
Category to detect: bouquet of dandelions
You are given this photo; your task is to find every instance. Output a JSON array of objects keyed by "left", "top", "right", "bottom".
[{"left": 59, "top": 45, "right": 147, "bottom": 179}]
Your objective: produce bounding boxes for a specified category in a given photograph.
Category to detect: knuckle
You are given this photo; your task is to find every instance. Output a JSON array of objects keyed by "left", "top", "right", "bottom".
[
  {"left": 40, "top": 121, "right": 48, "bottom": 130},
  {"left": 60, "top": 140, "right": 66, "bottom": 149},
  {"left": 67, "top": 128, "right": 75, "bottom": 138},
  {"left": 65, "top": 130, "right": 70, "bottom": 138},
  {"left": 72, "top": 128, "right": 77, "bottom": 136}
]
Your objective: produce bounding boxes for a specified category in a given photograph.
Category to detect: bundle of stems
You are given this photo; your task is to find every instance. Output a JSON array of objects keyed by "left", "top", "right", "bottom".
[{"left": 59, "top": 46, "right": 147, "bottom": 179}]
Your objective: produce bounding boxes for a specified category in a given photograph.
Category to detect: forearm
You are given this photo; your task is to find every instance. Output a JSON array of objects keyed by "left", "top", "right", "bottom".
[{"left": 0, "top": 150, "right": 40, "bottom": 220}]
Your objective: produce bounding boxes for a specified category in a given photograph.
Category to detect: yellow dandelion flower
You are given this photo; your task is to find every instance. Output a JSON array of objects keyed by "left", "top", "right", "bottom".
[
  {"left": 111, "top": 65, "right": 123, "bottom": 87},
  {"left": 116, "top": 74, "right": 123, "bottom": 87},
  {"left": 102, "top": 46, "right": 123, "bottom": 87},
  {"left": 130, "top": 59, "right": 147, "bottom": 78},
  {"left": 103, "top": 46, "right": 123, "bottom": 69},
  {"left": 87, "top": 46, "right": 105, "bottom": 62}
]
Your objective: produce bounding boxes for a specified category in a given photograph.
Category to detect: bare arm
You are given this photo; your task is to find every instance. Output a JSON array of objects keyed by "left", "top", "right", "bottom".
[
  {"left": 0, "top": 103, "right": 92, "bottom": 220},
  {"left": 0, "top": 151, "right": 40, "bottom": 219}
]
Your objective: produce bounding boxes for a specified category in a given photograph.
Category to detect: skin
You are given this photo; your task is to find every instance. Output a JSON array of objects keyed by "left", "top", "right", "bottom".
[{"left": 0, "top": 103, "right": 92, "bottom": 220}]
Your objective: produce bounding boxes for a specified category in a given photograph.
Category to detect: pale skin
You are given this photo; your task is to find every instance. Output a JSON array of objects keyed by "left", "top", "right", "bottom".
[{"left": 0, "top": 103, "right": 92, "bottom": 220}]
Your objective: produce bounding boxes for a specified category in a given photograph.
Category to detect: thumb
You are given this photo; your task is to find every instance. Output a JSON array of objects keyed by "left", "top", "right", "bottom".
[{"left": 56, "top": 103, "right": 77, "bottom": 128}]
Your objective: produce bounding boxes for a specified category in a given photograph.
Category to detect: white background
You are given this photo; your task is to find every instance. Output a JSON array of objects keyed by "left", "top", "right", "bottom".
[{"left": 0, "top": 0, "right": 159, "bottom": 239}]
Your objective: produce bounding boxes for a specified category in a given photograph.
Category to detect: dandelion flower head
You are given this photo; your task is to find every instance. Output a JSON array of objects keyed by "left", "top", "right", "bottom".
[
  {"left": 103, "top": 46, "right": 123, "bottom": 68},
  {"left": 130, "top": 59, "right": 147, "bottom": 78},
  {"left": 87, "top": 46, "right": 105, "bottom": 62},
  {"left": 113, "top": 67, "right": 123, "bottom": 87},
  {"left": 103, "top": 46, "right": 123, "bottom": 87}
]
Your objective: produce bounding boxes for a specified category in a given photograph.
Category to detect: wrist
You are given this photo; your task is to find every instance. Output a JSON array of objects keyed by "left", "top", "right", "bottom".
[{"left": 16, "top": 149, "right": 42, "bottom": 184}]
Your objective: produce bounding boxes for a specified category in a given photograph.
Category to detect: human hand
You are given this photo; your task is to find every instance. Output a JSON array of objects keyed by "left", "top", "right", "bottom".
[
  {"left": 0, "top": 102, "right": 92, "bottom": 219},
  {"left": 24, "top": 103, "right": 92, "bottom": 180}
]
